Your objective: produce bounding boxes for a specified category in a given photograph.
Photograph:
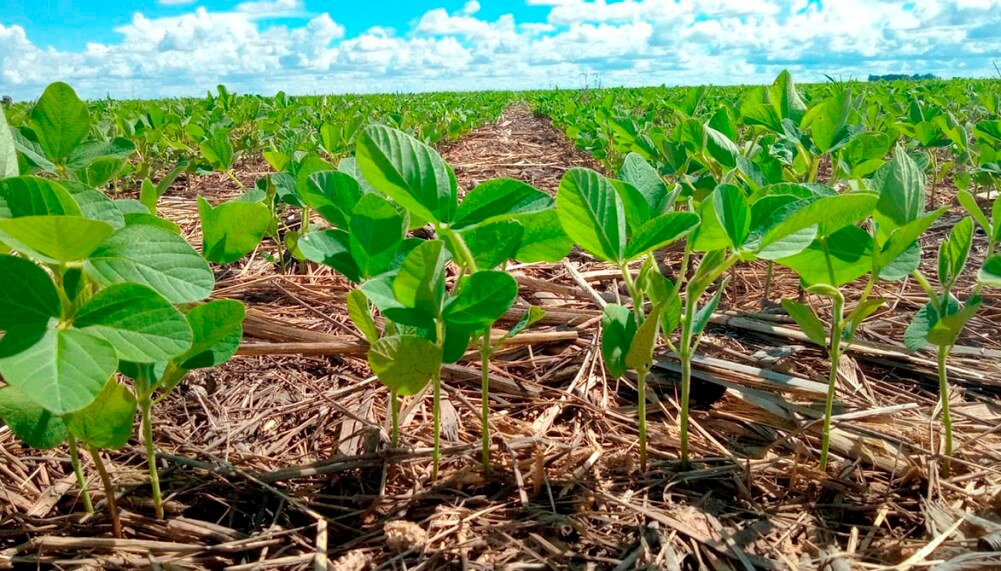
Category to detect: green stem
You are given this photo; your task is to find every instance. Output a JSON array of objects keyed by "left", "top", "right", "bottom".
[
  {"left": 390, "top": 390, "right": 400, "bottom": 448},
  {"left": 88, "top": 446, "right": 122, "bottom": 538},
  {"left": 912, "top": 270, "right": 942, "bottom": 313},
  {"left": 619, "top": 262, "right": 644, "bottom": 320},
  {"left": 937, "top": 345, "right": 954, "bottom": 477},
  {"left": 637, "top": 363, "right": 650, "bottom": 471},
  {"left": 678, "top": 292, "right": 697, "bottom": 464},
  {"left": 224, "top": 169, "right": 245, "bottom": 189},
  {"left": 819, "top": 298, "right": 845, "bottom": 471},
  {"left": 67, "top": 435, "right": 94, "bottom": 514},
  {"left": 136, "top": 371, "right": 164, "bottom": 519},
  {"left": 480, "top": 334, "right": 492, "bottom": 473}
]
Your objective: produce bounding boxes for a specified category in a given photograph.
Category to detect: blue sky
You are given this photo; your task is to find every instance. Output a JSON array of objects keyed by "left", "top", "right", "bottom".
[{"left": 1, "top": 0, "right": 999, "bottom": 100}]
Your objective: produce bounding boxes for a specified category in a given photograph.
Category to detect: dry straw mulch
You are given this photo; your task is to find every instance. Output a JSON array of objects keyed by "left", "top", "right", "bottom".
[{"left": 3, "top": 105, "right": 1001, "bottom": 570}]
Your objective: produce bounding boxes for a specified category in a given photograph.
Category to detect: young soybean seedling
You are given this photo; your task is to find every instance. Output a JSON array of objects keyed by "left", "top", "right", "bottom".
[
  {"left": 556, "top": 165, "right": 699, "bottom": 470},
  {"left": 906, "top": 191, "right": 1001, "bottom": 474}
]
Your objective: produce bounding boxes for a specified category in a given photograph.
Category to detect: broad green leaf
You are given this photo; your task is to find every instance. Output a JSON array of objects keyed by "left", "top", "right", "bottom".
[
  {"left": 979, "top": 255, "right": 1001, "bottom": 287},
  {"left": 85, "top": 224, "right": 214, "bottom": 304},
  {"left": 757, "top": 193, "right": 877, "bottom": 256},
  {"left": 455, "top": 219, "right": 523, "bottom": 270},
  {"left": 873, "top": 208, "right": 944, "bottom": 275},
  {"left": 0, "top": 215, "right": 113, "bottom": 263},
  {"left": 777, "top": 226, "right": 873, "bottom": 287},
  {"left": 357, "top": 125, "right": 456, "bottom": 224},
  {"left": 619, "top": 153, "right": 669, "bottom": 214},
  {"left": 199, "top": 133, "right": 235, "bottom": 171},
  {"left": 198, "top": 197, "right": 271, "bottom": 264},
  {"left": 368, "top": 335, "right": 441, "bottom": 396},
  {"left": 611, "top": 179, "right": 652, "bottom": 236},
  {"left": 29, "top": 82, "right": 90, "bottom": 164},
  {"left": 62, "top": 181, "right": 126, "bottom": 229},
  {"left": 171, "top": 300, "right": 245, "bottom": 371},
  {"left": 804, "top": 92, "right": 854, "bottom": 153},
  {"left": 140, "top": 178, "right": 158, "bottom": 214},
  {"left": 294, "top": 155, "right": 335, "bottom": 206},
  {"left": 303, "top": 171, "right": 363, "bottom": 229},
  {"left": 299, "top": 228, "right": 362, "bottom": 282},
  {"left": 874, "top": 146, "right": 926, "bottom": 227},
  {"left": 556, "top": 168, "right": 626, "bottom": 263},
  {"left": 712, "top": 184, "right": 750, "bottom": 249},
  {"left": 905, "top": 303, "right": 934, "bottom": 352},
  {"left": 768, "top": 70, "right": 807, "bottom": 124},
  {"left": 623, "top": 211, "right": 700, "bottom": 260},
  {"left": 443, "top": 271, "right": 518, "bottom": 330},
  {"left": 0, "top": 105, "right": 17, "bottom": 178},
  {"left": 928, "top": 296, "right": 982, "bottom": 347},
  {"left": 602, "top": 304, "right": 636, "bottom": 379},
  {"left": 394, "top": 239, "right": 448, "bottom": 318},
  {"left": 453, "top": 178, "right": 552, "bottom": 228},
  {"left": 0, "top": 255, "right": 60, "bottom": 329},
  {"left": 780, "top": 299, "right": 827, "bottom": 347},
  {"left": 360, "top": 275, "right": 434, "bottom": 329},
  {"left": 66, "top": 137, "right": 135, "bottom": 171},
  {"left": 74, "top": 283, "right": 192, "bottom": 363},
  {"left": 442, "top": 324, "right": 472, "bottom": 364},
  {"left": 0, "top": 386, "right": 67, "bottom": 449},
  {"left": 65, "top": 379, "right": 136, "bottom": 450},
  {"left": 510, "top": 209, "right": 573, "bottom": 263},
  {"left": 347, "top": 289, "right": 379, "bottom": 344},
  {"left": 625, "top": 311, "right": 661, "bottom": 372},
  {"left": 349, "top": 193, "right": 407, "bottom": 279},
  {"left": 691, "top": 199, "right": 730, "bottom": 252},
  {"left": 0, "top": 328, "right": 117, "bottom": 414},
  {"left": 704, "top": 125, "right": 739, "bottom": 168},
  {"left": 0, "top": 176, "right": 81, "bottom": 218}
]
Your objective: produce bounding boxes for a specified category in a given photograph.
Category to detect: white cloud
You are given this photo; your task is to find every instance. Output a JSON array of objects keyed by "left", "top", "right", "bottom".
[{"left": 1, "top": 0, "right": 999, "bottom": 100}]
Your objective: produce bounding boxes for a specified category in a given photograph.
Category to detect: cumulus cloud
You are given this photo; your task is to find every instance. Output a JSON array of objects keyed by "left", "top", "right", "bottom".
[{"left": 0, "top": 0, "right": 999, "bottom": 99}]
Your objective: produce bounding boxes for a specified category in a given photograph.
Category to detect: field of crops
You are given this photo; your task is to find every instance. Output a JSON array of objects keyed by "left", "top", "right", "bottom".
[{"left": 2, "top": 73, "right": 1001, "bottom": 569}]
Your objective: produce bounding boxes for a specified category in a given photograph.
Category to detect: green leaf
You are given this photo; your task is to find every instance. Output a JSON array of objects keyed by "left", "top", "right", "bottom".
[
  {"left": 63, "top": 181, "right": 126, "bottom": 229},
  {"left": 873, "top": 208, "right": 944, "bottom": 275},
  {"left": 556, "top": 168, "right": 626, "bottom": 263},
  {"left": 502, "top": 306, "right": 545, "bottom": 341},
  {"left": 368, "top": 335, "right": 441, "bottom": 396},
  {"left": 0, "top": 103, "right": 18, "bottom": 178},
  {"left": 623, "top": 212, "right": 700, "bottom": 260},
  {"left": 874, "top": 146, "right": 927, "bottom": 227},
  {"left": 957, "top": 190, "right": 991, "bottom": 235},
  {"left": 979, "top": 255, "right": 1001, "bottom": 287},
  {"left": 939, "top": 217, "right": 973, "bottom": 287},
  {"left": 85, "top": 224, "right": 215, "bottom": 304},
  {"left": 454, "top": 219, "right": 523, "bottom": 270},
  {"left": 0, "top": 215, "right": 113, "bottom": 263},
  {"left": 65, "top": 379, "right": 137, "bottom": 450},
  {"left": 619, "top": 153, "right": 669, "bottom": 214},
  {"left": 443, "top": 271, "right": 518, "bottom": 330},
  {"left": 993, "top": 198, "right": 1001, "bottom": 243},
  {"left": 0, "top": 255, "right": 60, "bottom": 330},
  {"left": 756, "top": 193, "right": 877, "bottom": 257},
  {"left": 175, "top": 299, "right": 244, "bottom": 370},
  {"left": 394, "top": 239, "right": 448, "bottom": 318},
  {"left": 29, "top": 82, "right": 90, "bottom": 164},
  {"left": 0, "top": 176, "right": 81, "bottom": 218},
  {"left": 453, "top": 178, "right": 552, "bottom": 228},
  {"left": 780, "top": 299, "right": 827, "bottom": 347},
  {"left": 0, "top": 328, "right": 117, "bottom": 414},
  {"left": 140, "top": 178, "right": 158, "bottom": 214},
  {"left": 347, "top": 289, "right": 379, "bottom": 344},
  {"left": 442, "top": 324, "right": 472, "bottom": 364},
  {"left": 357, "top": 125, "right": 456, "bottom": 224},
  {"left": 0, "top": 386, "right": 67, "bottom": 449},
  {"left": 690, "top": 199, "right": 730, "bottom": 253},
  {"left": 198, "top": 196, "right": 272, "bottom": 264},
  {"left": 777, "top": 226, "right": 873, "bottom": 287},
  {"left": 602, "top": 304, "right": 636, "bottom": 379},
  {"left": 768, "top": 70, "right": 807, "bottom": 124},
  {"left": 691, "top": 287, "right": 723, "bottom": 337},
  {"left": 302, "top": 171, "right": 363, "bottom": 229},
  {"left": 704, "top": 125, "right": 739, "bottom": 169},
  {"left": 625, "top": 311, "right": 661, "bottom": 372},
  {"left": 905, "top": 302, "right": 936, "bottom": 352},
  {"left": 350, "top": 193, "right": 407, "bottom": 279},
  {"left": 299, "top": 229, "right": 362, "bottom": 282},
  {"left": 361, "top": 276, "right": 434, "bottom": 329},
  {"left": 294, "top": 155, "right": 335, "bottom": 207},
  {"left": 712, "top": 184, "right": 751, "bottom": 249},
  {"left": 611, "top": 179, "right": 652, "bottom": 236},
  {"left": 199, "top": 133, "right": 235, "bottom": 171},
  {"left": 510, "top": 209, "right": 573, "bottom": 263},
  {"left": 928, "top": 296, "right": 982, "bottom": 347},
  {"left": 74, "top": 283, "right": 192, "bottom": 363}
]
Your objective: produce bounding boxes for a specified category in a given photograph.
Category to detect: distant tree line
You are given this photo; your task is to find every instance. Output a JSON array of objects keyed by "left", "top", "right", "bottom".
[
  {"left": 868, "top": 73, "right": 941, "bottom": 82},
  {"left": 1, "top": 96, "right": 12, "bottom": 106}
]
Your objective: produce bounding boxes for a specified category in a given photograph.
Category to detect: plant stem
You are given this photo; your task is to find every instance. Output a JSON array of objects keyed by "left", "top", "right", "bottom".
[
  {"left": 431, "top": 319, "right": 445, "bottom": 480},
  {"left": 937, "top": 345, "right": 954, "bottom": 477},
  {"left": 480, "top": 334, "right": 492, "bottom": 473},
  {"left": 88, "top": 446, "right": 122, "bottom": 538},
  {"left": 136, "top": 370, "right": 164, "bottom": 519},
  {"left": 637, "top": 363, "right": 650, "bottom": 471},
  {"left": 390, "top": 390, "right": 400, "bottom": 448},
  {"left": 67, "top": 435, "right": 94, "bottom": 514},
  {"left": 763, "top": 261, "right": 774, "bottom": 302},
  {"left": 224, "top": 169, "right": 245, "bottom": 189},
  {"left": 819, "top": 299, "right": 845, "bottom": 471},
  {"left": 678, "top": 290, "right": 697, "bottom": 464}
]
